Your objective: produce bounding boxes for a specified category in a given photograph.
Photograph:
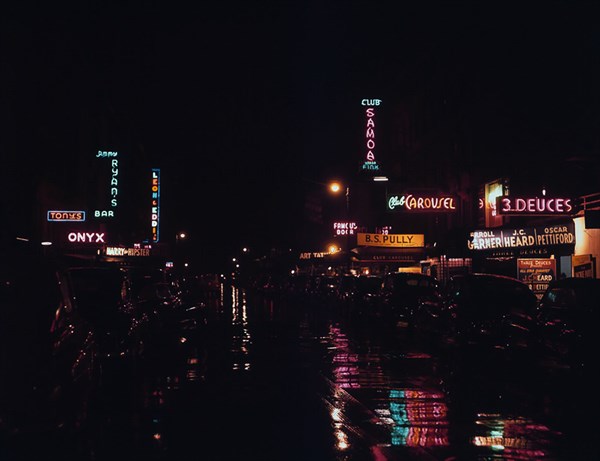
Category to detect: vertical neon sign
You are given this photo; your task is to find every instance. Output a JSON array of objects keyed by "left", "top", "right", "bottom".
[
  {"left": 94, "top": 150, "right": 118, "bottom": 218},
  {"left": 151, "top": 168, "right": 160, "bottom": 243},
  {"left": 360, "top": 99, "right": 381, "bottom": 171}
]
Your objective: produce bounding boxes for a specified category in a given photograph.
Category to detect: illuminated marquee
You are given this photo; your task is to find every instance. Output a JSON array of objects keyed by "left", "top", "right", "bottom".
[
  {"left": 468, "top": 223, "right": 575, "bottom": 250},
  {"left": 387, "top": 194, "right": 456, "bottom": 212},
  {"left": 333, "top": 222, "right": 358, "bottom": 235},
  {"left": 361, "top": 99, "right": 382, "bottom": 172},
  {"left": 151, "top": 168, "right": 160, "bottom": 243},
  {"left": 496, "top": 196, "right": 573, "bottom": 215},
  {"left": 357, "top": 233, "right": 425, "bottom": 248},
  {"left": 94, "top": 150, "right": 118, "bottom": 218},
  {"left": 47, "top": 211, "right": 86, "bottom": 222}
]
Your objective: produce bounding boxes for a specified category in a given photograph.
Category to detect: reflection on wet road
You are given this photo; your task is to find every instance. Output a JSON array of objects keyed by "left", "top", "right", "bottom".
[
  {"left": 1, "top": 283, "right": 595, "bottom": 460},
  {"left": 313, "top": 313, "right": 570, "bottom": 460}
]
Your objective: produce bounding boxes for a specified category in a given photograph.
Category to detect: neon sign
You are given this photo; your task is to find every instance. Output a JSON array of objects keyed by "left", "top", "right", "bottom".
[
  {"left": 496, "top": 196, "right": 573, "bottom": 215},
  {"left": 67, "top": 232, "right": 106, "bottom": 243},
  {"left": 299, "top": 252, "right": 327, "bottom": 259},
  {"left": 361, "top": 99, "right": 382, "bottom": 172},
  {"left": 94, "top": 150, "right": 118, "bottom": 218},
  {"left": 47, "top": 211, "right": 86, "bottom": 222},
  {"left": 387, "top": 194, "right": 457, "bottom": 212},
  {"left": 333, "top": 222, "right": 358, "bottom": 235},
  {"left": 106, "top": 247, "right": 150, "bottom": 257},
  {"left": 151, "top": 168, "right": 160, "bottom": 243}
]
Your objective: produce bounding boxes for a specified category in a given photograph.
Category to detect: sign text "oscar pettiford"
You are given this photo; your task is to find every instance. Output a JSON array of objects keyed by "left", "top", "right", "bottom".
[{"left": 468, "top": 224, "right": 575, "bottom": 250}]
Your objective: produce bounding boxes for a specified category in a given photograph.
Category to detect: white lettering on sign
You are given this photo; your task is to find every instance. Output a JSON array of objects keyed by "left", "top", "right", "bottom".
[
  {"left": 468, "top": 225, "right": 575, "bottom": 250},
  {"left": 333, "top": 222, "right": 358, "bottom": 235},
  {"left": 94, "top": 210, "right": 114, "bottom": 218},
  {"left": 67, "top": 232, "right": 106, "bottom": 243}
]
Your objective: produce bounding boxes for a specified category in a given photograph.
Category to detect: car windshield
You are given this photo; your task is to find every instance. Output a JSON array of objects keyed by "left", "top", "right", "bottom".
[
  {"left": 461, "top": 276, "right": 535, "bottom": 317},
  {"left": 393, "top": 275, "right": 438, "bottom": 291},
  {"left": 541, "top": 279, "right": 600, "bottom": 311},
  {"left": 338, "top": 276, "right": 356, "bottom": 291},
  {"left": 356, "top": 276, "right": 382, "bottom": 294},
  {"left": 127, "top": 268, "right": 165, "bottom": 299},
  {"left": 68, "top": 268, "right": 125, "bottom": 313}
]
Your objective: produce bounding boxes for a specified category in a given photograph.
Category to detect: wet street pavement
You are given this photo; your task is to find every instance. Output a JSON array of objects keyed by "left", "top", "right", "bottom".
[{"left": 1, "top": 282, "right": 596, "bottom": 460}]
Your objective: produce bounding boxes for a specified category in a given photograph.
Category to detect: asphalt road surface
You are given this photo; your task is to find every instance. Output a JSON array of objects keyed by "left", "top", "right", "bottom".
[{"left": 1, "top": 282, "right": 595, "bottom": 460}]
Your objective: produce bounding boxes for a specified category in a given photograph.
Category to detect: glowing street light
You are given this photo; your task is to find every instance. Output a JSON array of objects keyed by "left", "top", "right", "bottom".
[
  {"left": 328, "top": 180, "right": 350, "bottom": 213},
  {"left": 328, "top": 244, "right": 340, "bottom": 254},
  {"left": 329, "top": 181, "right": 342, "bottom": 193}
]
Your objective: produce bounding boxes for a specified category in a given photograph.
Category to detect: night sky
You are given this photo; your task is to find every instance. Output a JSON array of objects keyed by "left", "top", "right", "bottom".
[{"left": 2, "top": 1, "right": 599, "bottom": 266}]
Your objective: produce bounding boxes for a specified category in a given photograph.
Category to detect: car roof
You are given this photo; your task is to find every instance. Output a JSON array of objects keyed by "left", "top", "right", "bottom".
[
  {"left": 546, "top": 277, "right": 600, "bottom": 292},
  {"left": 550, "top": 276, "right": 600, "bottom": 286},
  {"left": 386, "top": 272, "right": 434, "bottom": 278},
  {"left": 454, "top": 272, "right": 520, "bottom": 280}
]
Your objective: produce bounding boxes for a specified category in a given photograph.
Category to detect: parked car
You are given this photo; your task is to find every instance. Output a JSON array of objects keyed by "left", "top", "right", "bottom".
[
  {"left": 50, "top": 266, "right": 148, "bottom": 383},
  {"left": 536, "top": 277, "right": 600, "bottom": 373},
  {"left": 336, "top": 274, "right": 357, "bottom": 305},
  {"left": 286, "top": 273, "right": 311, "bottom": 297},
  {"left": 352, "top": 274, "right": 384, "bottom": 314},
  {"left": 377, "top": 272, "right": 442, "bottom": 326},
  {"left": 0, "top": 252, "right": 61, "bottom": 435},
  {"left": 443, "top": 273, "right": 538, "bottom": 353},
  {"left": 317, "top": 275, "right": 340, "bottom": 303},
  {"left": 126, "top": 265, "right": 211, "bottom": 351}
]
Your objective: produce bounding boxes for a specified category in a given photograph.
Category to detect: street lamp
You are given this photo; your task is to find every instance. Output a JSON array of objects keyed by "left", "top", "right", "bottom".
[
  {"left": 328, "top": 180, "right": 352, "bottom": 272},
  {"left": 329, "top": 180, "right": 350, "bottom": 213},
  {"left": 175, "top": 232, "right": 188, "bottom": 270}
]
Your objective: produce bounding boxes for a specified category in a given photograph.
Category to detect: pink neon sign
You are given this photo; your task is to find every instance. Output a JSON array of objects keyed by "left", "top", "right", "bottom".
[
  {"left": 361, "top": 99, "right": 381, "bottom": 168},
  {"left": 496, "top": 196, "right": 573, "bottom": 215}
]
